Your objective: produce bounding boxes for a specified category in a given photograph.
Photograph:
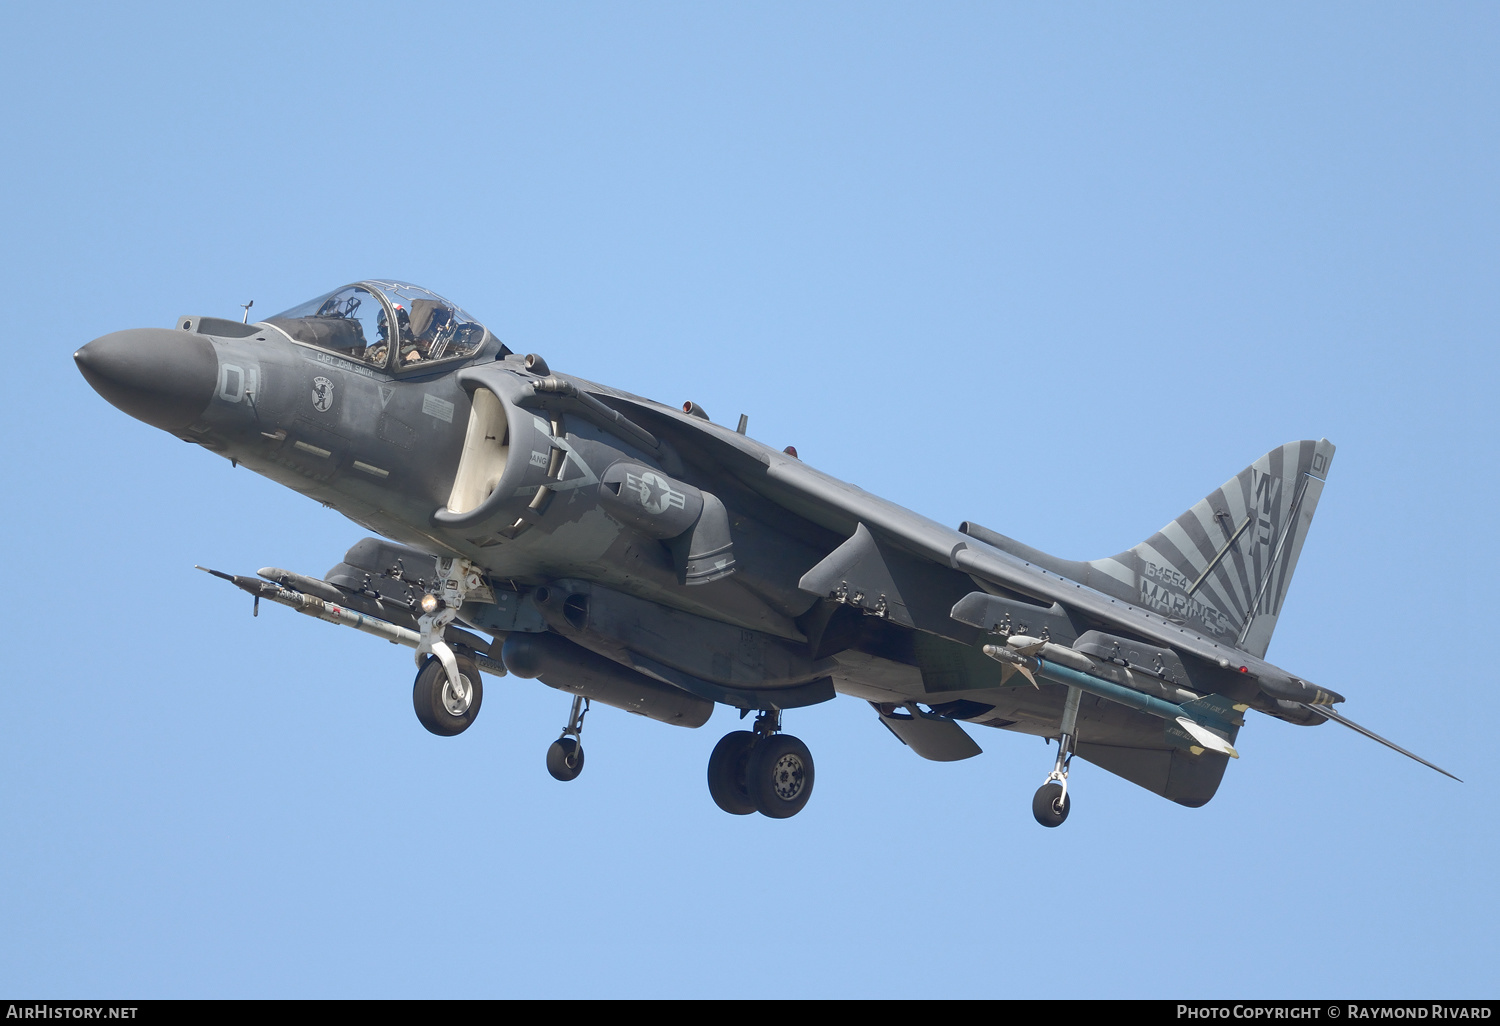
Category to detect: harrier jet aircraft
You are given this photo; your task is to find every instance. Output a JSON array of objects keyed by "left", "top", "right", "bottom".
[{"left": 74, "top": 279, "right": 1457, "bottom": 825}]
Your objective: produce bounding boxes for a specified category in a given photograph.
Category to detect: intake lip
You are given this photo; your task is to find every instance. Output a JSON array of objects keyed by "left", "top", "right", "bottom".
[{"left": 75, "top": 327, "right": 219, "bottom": 432}]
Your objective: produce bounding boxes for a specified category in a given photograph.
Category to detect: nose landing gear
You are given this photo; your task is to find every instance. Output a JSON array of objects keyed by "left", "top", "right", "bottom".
[
  {"left": 707, "top": 710, "right": 815, "bottom": 819},
  {"left": 546, "top": 696, "right": 589, "bottom": 781},
  {"left": 411, "top": 556, "right": 491, "bottom": 737},
  {"left": 413, "top": 652, "right": 482, "bottom": 736}
]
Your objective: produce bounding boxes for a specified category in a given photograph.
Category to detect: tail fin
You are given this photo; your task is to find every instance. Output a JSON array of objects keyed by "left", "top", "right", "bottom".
[{"left": 1088, "top": 439, "right": 1335, "bottom": 658}]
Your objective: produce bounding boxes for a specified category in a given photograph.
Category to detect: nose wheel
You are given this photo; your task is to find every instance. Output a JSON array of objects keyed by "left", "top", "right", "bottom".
[
  {"left": 546, "top": 696, "right": 589, "bottom": 781},
  {"left": 706, "top": 711, "right": 815, "bottom": 819},
  {"left": 413, "top": 652, "right": 482, "bottom": 736}
]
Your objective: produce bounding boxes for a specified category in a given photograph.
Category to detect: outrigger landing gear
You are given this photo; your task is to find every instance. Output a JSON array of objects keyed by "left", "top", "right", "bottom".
[
  {"left": 546, "top": 696, "right": 589, "bottom": 782},
  {"left": 1033, "top": 686, "right": 1082, "bottom": 828},
  {"left": 706, "top": 710, "right": 815, "bottom": 819}
]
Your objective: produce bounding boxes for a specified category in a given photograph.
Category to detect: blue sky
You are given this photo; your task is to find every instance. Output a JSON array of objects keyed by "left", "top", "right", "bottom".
[{"left": 1, "top": 2, "right": 1495, "bottom": 998}]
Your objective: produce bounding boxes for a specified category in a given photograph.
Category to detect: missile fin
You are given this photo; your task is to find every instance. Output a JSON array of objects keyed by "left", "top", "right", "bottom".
[
  {"left": 1175, "top": 716, "right": 1239, "bottom": 758},
  {"left": 1007, "top": 635, "right": 1046, "bottom": 656}
]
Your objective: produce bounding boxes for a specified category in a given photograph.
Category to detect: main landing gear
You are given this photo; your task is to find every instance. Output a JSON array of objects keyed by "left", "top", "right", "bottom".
[
  {"left": 546, "top": 696, "right": 590, "bottom": 782},
  {"left": 1032, "top": 685, "right": 1081, "bottom": 827},
  {"left": 707, "top": 710, "right": 815, "bottom": 819}
]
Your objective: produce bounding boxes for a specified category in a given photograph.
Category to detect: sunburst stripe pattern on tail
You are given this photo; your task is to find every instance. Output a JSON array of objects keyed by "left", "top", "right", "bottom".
[{"left": 1089, "top": 439, "right": 1334, "bottom": 658}]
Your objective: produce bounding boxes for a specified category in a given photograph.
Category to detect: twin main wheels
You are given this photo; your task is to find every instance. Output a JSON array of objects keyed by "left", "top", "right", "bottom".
[{"left": 707, "top": 731, "right": 815, "bottom": 819}]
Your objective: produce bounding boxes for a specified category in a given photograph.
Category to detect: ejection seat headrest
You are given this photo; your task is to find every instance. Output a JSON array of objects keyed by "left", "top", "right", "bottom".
[{"left": 407, "top": 299, "right": 452, "bottom": 339}]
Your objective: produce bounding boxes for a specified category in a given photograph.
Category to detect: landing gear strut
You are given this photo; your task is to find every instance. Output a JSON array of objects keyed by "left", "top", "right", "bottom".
[
  {"left": 1033, "top": 685, "right": 1081, "bottom": 827},
  {"left": 411, "top": 557, "right": 492, "bottom": 736},
  {"left": 546, "top": 696, "right": 589, "bottom": 781},
  {"left": 707, "top": 710, "right": 815, "bottom": 819}
]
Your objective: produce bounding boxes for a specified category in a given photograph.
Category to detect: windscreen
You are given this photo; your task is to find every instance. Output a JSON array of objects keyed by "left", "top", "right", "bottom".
[{"left": 266, "top": 285, "right": 391, "bottom": 367}]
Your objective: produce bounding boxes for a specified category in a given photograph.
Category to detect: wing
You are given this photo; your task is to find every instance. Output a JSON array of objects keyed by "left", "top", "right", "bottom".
[
  {"left": 603, "top": 388, "right": 1303, "bottom": 692},
  {"left": 603, "top": 392, "right": 1456, "bottom": 798}
]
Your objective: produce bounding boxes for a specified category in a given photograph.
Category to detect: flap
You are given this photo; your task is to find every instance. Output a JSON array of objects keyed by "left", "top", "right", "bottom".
[{"left": 876, "top": 704, "right": 983, "bottom": 762}]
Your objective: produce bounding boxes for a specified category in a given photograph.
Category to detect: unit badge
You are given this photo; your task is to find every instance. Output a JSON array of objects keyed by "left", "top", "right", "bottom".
[{"left": 311, "top": 376, "right": 334, "bottom": 413}]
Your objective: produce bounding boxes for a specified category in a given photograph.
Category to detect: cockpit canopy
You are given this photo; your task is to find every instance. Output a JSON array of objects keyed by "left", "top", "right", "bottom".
[{"left": 267, "top": 281, "right": 498, "bottom": 372}]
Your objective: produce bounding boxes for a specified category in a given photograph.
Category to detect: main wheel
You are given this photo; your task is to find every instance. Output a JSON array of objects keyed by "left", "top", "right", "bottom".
[
  {"left": 412, "top": 653, "right": 482, "bottom": 736},
  {"left": 547, "top": 737, "right": 585, "bottom": 781},
  {"left": 747, "top": 734, "right": 814, "bottom": 819},
  {"left": 706, "top": 731, "right": 758, "bottom": 815},
  {"left": 1032, "top": 782, "right": 1070, "bottom": 827}
]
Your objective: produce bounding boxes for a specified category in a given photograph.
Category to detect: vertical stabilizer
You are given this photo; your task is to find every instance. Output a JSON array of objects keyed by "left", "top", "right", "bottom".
[{"left": 1087, "top": 439, "right": 1335, "bottom": 658}]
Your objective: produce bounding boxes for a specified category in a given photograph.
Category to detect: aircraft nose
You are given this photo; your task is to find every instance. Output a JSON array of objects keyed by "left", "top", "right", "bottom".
[{"left": 74, "top": 327, "right": 219, "bottom": 432}]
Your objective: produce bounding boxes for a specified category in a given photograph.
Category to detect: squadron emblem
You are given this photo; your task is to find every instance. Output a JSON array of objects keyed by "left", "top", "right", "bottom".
[{"left": 311, "top": 376, "right": 334, "bottom": 412}]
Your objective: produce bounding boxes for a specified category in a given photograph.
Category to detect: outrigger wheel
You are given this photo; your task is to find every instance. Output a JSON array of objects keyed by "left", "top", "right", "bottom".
[
  {"left": 546, "top": 737, "right": 585, "bottom": 781},
  {"left": 546, "top": 696, "right": 590, "bottom": 782},
  {"left": 412, "top": 652, "right": 483, "bottom": 736},
  {"left": 1032, "top": 688, "right": 1080, "bottom": 827},
  {"left": 1032, "top": 781, "right": 1070, "bottom": 827}
]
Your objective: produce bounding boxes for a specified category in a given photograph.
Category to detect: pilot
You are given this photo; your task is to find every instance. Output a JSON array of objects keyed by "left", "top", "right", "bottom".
[
  {"left": 400, "top": 300, "right": 453, "bottom": 365},
  {"left": 392, "top": 303, "right": 434, "bottom": 365},
  {"left": 374, "top": 303, "right": 414, "bottom": 367}
]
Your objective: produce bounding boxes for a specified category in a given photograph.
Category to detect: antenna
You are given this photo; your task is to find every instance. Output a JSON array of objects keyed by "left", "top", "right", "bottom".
[{"left": 241, "top": 300, "right": 254, "bottom": 324}]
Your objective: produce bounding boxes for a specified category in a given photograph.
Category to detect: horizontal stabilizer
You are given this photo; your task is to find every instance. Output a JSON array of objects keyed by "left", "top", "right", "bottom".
[{"left": 1304, "top": 704, "right": 1461, "bottom": 782}]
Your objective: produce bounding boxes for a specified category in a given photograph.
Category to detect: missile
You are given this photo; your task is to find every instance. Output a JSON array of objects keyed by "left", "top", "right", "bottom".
[
  {"left": 982, "top": 635, "right": 1096, "bottom": 687},
  {"left": 196, "top": 566, "right": 507, "bottom": 677},
  {"left": 981, "top": 636, "right": 1240, "bottom": 758},
  {"left": 256, "top": 566, "right": 348, "bottom": 605},
  {"left": 980, "top": 643, "right": 1040, "bottom": 688}
]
